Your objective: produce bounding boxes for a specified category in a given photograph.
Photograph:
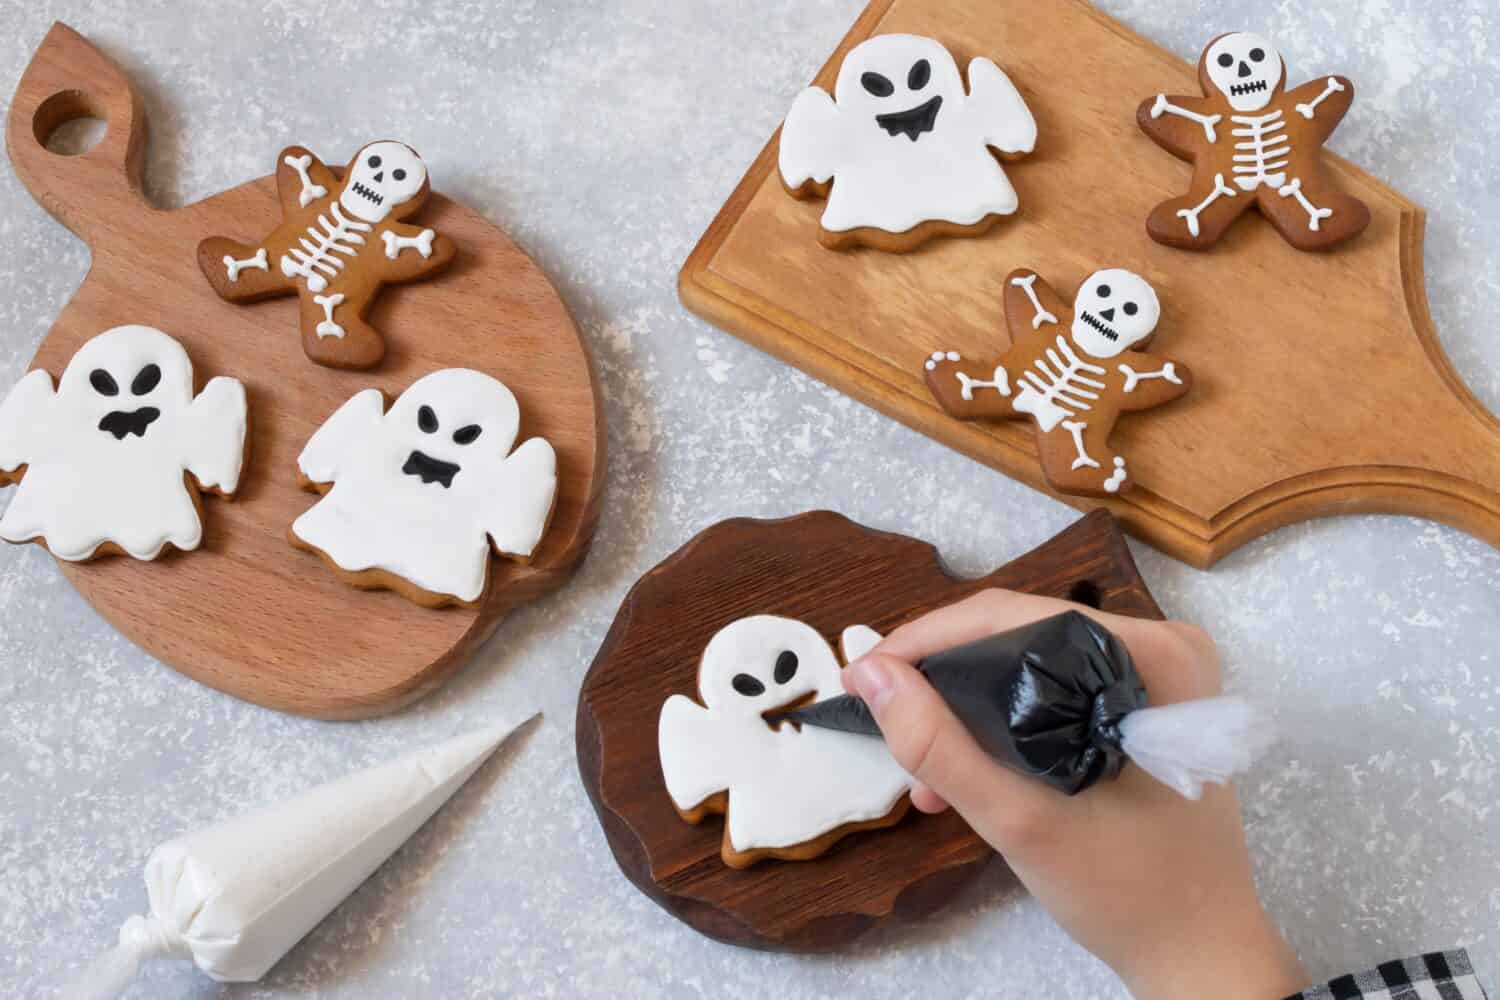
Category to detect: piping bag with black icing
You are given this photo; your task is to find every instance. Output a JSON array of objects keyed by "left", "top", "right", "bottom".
[
  {"left": 773, "top": 611, "right": 1273, "bottom": 799},
  {"left": 66, "top": 716, "right": 536, "bottom": 999}
]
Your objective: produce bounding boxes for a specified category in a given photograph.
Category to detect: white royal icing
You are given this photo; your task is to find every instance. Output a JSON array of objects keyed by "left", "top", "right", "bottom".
[
  {"left": 291, "top": 369, "right": 557, "bottom": 604},
  {"left": 658, "top": 615, "right": 912, "bottom": 855},
  {"left": 0, "top": 326, "right": 247, "bottom": 561},
  {"left": 778, "top": 33, "right": 1036, "bottom": 236}
]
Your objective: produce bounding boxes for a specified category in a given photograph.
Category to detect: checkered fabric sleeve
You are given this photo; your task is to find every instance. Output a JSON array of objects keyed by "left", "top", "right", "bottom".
[{"left": 1283, "top": 951, "right": 1487, "bottom": 1000}]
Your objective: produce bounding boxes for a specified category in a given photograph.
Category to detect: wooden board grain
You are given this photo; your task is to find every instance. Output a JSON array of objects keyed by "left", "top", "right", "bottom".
[
  {"left": 680, "top": 0, "right": 1500, "bottom": 568},
  {"left": 576, "top": 509, "right": 1162, "bottom": 950},
  {"left": 3, "top": 24, "right": 604, "bottom": 718}
]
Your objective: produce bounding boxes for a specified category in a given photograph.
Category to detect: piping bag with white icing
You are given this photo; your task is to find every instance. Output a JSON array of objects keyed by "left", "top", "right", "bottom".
[
  {"left": 67, "top": 716, "right": 535, "bottom": 999},
  {"left": 775, "top": 611, "right": 1273, "bottom": 799}
]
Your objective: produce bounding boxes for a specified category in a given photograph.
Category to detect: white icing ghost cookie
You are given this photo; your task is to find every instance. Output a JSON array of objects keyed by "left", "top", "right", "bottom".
[
  {"left": 657, "top": 616, "right": 912, "bottom": 868},
  {"left": 778, "top": 33, "right": 1038, "bottom": 251},
  {"left": 290, "top": 369, "right": 557, "bottom": 609},
  {"left": 0, "top": 325, "right": 248, "bottom": 561}
]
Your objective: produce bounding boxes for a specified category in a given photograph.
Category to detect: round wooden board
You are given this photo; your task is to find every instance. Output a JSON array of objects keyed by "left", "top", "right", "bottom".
[
  {"left": 576, "top": 509, "right": 1162, "bottom": 951},
  {"left": 3, "top": 24, "right": 604, "bottom": 719}
]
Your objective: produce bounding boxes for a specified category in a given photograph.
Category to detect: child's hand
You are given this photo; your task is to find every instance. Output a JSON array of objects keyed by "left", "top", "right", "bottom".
[{"left": 844, "top": 590, "right": 1305, "bottom": 1000}]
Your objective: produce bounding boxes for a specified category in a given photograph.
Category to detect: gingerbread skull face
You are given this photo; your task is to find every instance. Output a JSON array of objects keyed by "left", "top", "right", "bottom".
[
  {"left": 59, "top": 325, "right": 194, "bottom": 441},
  {"left": 696, "top": 616, "right": 841, "bottom": 716},
  {"left": 833, "top": 34, "right": 962, "bottom": 143},
  {"left": 1205, "top": 33, "right": 1284, "bottom": 112},
  {"left": 1070, "top": 269, "right": 1161, "bottom": 359},
  {"left": 339, "top": 141, "right": 427, "bottom": 223}
]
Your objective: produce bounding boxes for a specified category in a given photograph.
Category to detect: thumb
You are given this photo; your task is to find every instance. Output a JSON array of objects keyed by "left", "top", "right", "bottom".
[{"left": 846, "top": 652, "right": 1066, "bottom": 853}]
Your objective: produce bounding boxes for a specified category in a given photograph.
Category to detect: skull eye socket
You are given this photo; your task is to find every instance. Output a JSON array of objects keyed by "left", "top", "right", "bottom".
[
  {"left": 1217, "top": 52, "right": 1234, "bottom": 68},
  {"left": 452, "top": 424, "right": 482, "bottom": 445},
  {"left": 1249, "top": 47, "right": 1265, "bottom": 62},
  {"left": 393, "top": 168, "right": 407, "bottom": 181},
  {"left": 131, "top": 364, "right": 161, "bottom": 396},
  {"left": 861, "top": 71, "right": 895, "bottom": 98},
  {"left": 1124, "top": 302, "right": 1139, "bottom": 317},
  {"left": 774, "top": 650, "right": 799, "bottom": 684},
  {"left": 732, "top": 673, "right": 766, "bottom": 697},
  {"left": 369, "top": 154, "right": 383, "bottom": 169},
  {"left": 908, "top": 59, "right": 931, "bottom": 91},
  {"left": 1097, "top": 284, "right": 1112, "bottom": 298},
  {"left": 418, "top": 405, "right": 439, "bottom": 433},
  {"left": 89, "top": 369, "right": 119, "bottom": 397}
]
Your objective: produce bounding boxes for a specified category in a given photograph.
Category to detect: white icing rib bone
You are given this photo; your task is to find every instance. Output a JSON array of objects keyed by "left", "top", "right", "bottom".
[
  {"left": 1119, "top": 362, "right": 1182, "bottom": 393},
  {"left": 1177, "top": 173, "right": 1237, "bottom": 237},
  {"left": 283, "top": 153, "right": 328, "bottom": 208},
  {"left": 1277, "top": 178, "right": 1333, "bottom": 231},
  {"left": 1061, "top": 420, "right": 1098, "bottom": 470},
  {"left": 1151, "top": 94, "right": 1221, "bottom": 143},
  {"left": 1296, "top": 77, "right": 1345, "bottom": 119},
  {"left": 382, "top": 229, "right": 436, "bottom": 260},
  {"left": 223, "top": 248, "right": 268, "bottom": 282},
  {"left": 1231, "top": 112, "right": 1289, "bottom": 191},
  {"left": 279, "top": 203, "right": 372, "bottom": 293},
  {"left": 1011, "top": 273, "right": 1058, "bottom": 329},
  {"left": 313, "top": 293, "right": 346, "bottom": 339},
  {"left": 957, "top": 366, "right": 1010, "bottom": 401}
]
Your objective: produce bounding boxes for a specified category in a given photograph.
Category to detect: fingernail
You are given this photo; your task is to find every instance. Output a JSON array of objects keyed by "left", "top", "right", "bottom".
[{"left": 848, "top": 657, "right": 895, "bottom": 714}]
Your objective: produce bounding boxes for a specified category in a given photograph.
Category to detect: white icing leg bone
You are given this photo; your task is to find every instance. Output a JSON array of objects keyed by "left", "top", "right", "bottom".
[
  {"left": 1061, "top": 420, "right": 1099, "bottom": 471},
  {"left": 283, "top": 154, "right": 327, "bottom": 208},
  {"left": 924, "top": 350, "right": 961, "bottom": 372},
  {"left": 1277, "top": 178, "right": 1333, "bottom": 231},
  {"left": 382, "top": 229, "right": 436, "bottom": 260},
  {"left": 1296, "top": 77, "right": 1345, "bottom": 120},
  {"left": 1177, "top": 173, "right": 1237, "bottom": 238},
  {"left": 957, "top": 366, "right": 1010, "bottom": 401},
  {"left": 1104, "top": 457, "right": 1128, "bottom": 494},
  {"left": 1011, "top": 274, "right": 1058, "bottom": 329},
  {"left": 1151, "top": 95, "right": 1222, "bottom": 143},
  {"left": 1118, "top": 362, "right": 1182, "bottom": 393},
  {"left": 313, "top": 293, "right": 346, "bottom": 339},
  {"left": 223, "top": 248, "right": 268, "bottom": 282}
]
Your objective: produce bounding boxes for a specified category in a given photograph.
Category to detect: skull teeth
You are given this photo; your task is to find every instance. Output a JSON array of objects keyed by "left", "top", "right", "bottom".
[
  {"left": 352, "top": 181, "right": 384, "bottom": 205},
  {"left": 1081, "top": 311, "right": 1119, "bottom": 342},
  {"left": 1230, "top": 79, "right": 1267, "bottom": 97}
]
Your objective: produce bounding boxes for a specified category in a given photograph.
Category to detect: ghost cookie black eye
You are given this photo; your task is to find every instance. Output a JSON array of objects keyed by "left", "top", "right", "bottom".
[
  {"left": 418, "top": 404, "right": 438, "bottom": 433},
  {"left": 1217, "top": 52, "right": 1234, "bottom": 68},
  {"left": 452, "top": 424, "right": 482, "bottom": 445},
  {"left": 861, "top": 71, "right": 894, "bottom": 98},
  {"left": 908, "top": 58, "right": 930, "bottom": 90},
  {"left": 89, "top": 369, "right": 119, "bottom": 396},
  {"left": 732, "top": 673, "right": 766, "bottom": 697},
  {"left": 773, "top": 650, "right": 798, "bottom": 684},
  {"left": 130, "top": 363, "right": 161, "bottom": 396},
  {"left": 369, "top": 154, "right": 382, "bottom": 168}
]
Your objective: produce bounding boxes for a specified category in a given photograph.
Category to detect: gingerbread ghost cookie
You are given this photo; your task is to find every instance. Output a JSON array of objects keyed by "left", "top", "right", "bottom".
[
  {"left": 1137, "top": 33, "right": 1370, "bottom": 251},
  {"left": 924, "top": 269, "right": 1191, "bottom": 497},
  {"left": 198, "top": 141, "right": 457, "bottom": 370},
  {"left": 658, "top": 616, "right": 911, "bottom": 869},
  {"left": 0, "top": 326, "right": 248, "bottom": 560},
  {"left": 778, "top": 33, "right": 1037, "bottom": 251},
  {"left": 290, "top": 369, "right": 557, "bottom": 609}
]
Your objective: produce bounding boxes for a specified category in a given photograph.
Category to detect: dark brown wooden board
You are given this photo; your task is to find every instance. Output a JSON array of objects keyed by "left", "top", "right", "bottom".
[{"left": 576, "top": 509, "right": 1162, "bottom": 951}]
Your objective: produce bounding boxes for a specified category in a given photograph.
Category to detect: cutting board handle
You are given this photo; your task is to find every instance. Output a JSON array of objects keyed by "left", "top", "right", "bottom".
[{"left": 5, "top": 22, "right": 151, "bottom": 245}]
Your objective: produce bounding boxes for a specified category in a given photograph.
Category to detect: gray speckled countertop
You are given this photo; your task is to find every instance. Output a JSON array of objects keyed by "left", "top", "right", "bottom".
[{"left": 2, "top": 1, "right": 1498, "bottom": 997}]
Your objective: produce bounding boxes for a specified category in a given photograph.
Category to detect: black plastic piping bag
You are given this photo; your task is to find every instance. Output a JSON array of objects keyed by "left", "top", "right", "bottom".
[{"left": 775, "top": 611, "right": 1273, "bottom": 799}]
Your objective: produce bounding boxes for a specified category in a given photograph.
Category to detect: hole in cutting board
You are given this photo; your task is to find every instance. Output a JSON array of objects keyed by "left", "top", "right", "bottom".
[{"left": 34, "top": 90, "right": 108, "bottom": 156}]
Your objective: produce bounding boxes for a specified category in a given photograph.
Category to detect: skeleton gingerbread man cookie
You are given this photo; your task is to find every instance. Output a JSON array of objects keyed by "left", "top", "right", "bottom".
[
  {"left": 198, "top": 141, "right": 457, "bottom": 370},
  {"left": 1137, "top": 33, "right": 1370, "bottom": 251},
  {"left": 0, "top": 326, "right": 248, "bottom": 561},
  {"left": 290, "top": 369, "right": 557, "bottom": 609},
  {"left": 779, "top": 33, "right": 1037, "bottom": 251},
  {"left": 658, "top": 617, "right": 911, "bottom": 868},
  {"left": 924, "top": 269, "right": 1191, "bottom": 497}
]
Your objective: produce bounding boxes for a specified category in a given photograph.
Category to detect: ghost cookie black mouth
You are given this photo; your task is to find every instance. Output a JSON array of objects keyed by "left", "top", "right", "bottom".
[
  {"left": 875, "top": 95, "right": 943, "bottom": 141},
  {"left": 98, "top": 407, "right": 161, "bottom": 440},
  {"left": 402, "top": 449, "right": 460, "bottom": 488},
  {"left": 1079, "top": 311, "right": 1120, "bottom": 344},
  {"left": 1229, "top": 79, "right": 1268, "bottom": 100},
  {"left": 349, "top": 181, "right": 384, "bottom": 208}
]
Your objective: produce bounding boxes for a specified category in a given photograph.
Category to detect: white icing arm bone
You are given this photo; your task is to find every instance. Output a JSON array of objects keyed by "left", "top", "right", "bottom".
[
  {"left": 1297, "top": 77, "right": 1346, "bottom": 119},
  {"left": 223, "top": 248, "right": 268, "bottom": 282},
  {"left": 1011, "top": 273, "right": 1058, "bottom": 329},
  {"left": 778, "top": 86, "right": 846, "bottom": 188},
  {"left": 382, "top": 229, "right": 436, "bottom": 260},
  {"left": 297, "top": 388, "right": 385, "bottom": 486},
  {"left": 181, "top": 376, "right": 248, "bottom": 495},
  {"left": 482, "top": 437, "right": 557, "bottom": 559},
  {"left": 1150, "top": 94, "right": 1222, "bottom": 143},
  {"left": 968, "top": 57, "right": 1037, "bottom": 154},
  {"left": 1118, "top": 362, "right": 1182, "bottom": 393},
  {"left": 0, "top": 369, "right": 55, "bottom": 474},
  {"left": 657, "top": 694, "right": 733, "bottom": 811},
  {"left": 283, "top": 153, "right": 328, "bottom": 208},
  {"left": 957, "top": 366, "right": 1010, "bottom": 401}
]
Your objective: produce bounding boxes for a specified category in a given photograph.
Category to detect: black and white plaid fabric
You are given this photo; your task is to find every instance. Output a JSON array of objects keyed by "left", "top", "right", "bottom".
[{"left": 1285, "top": 950, "right": 1487, "bottom": 1000}]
